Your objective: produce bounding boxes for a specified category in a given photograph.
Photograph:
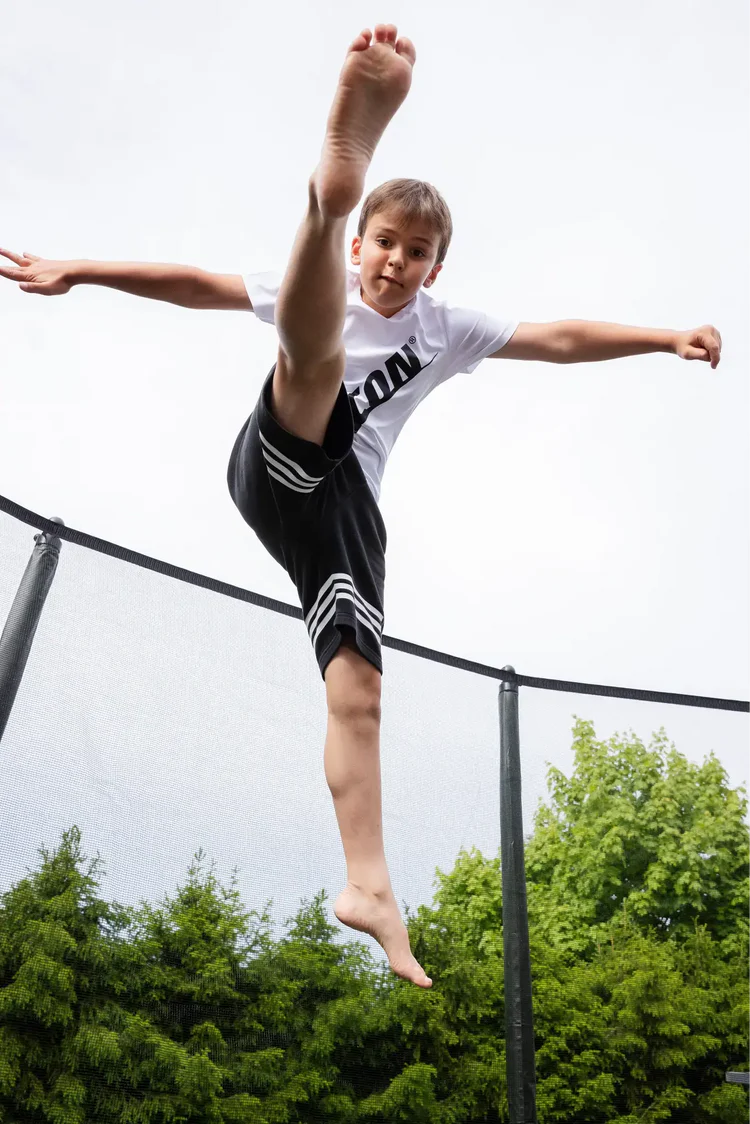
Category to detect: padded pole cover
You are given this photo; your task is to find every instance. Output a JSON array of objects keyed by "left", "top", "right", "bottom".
[
  {"left": 499, "top": 668, "right": 537, "bottom": 1123},
  {"left": 0, "top": 520, "right": 63, "bottom": 744}
]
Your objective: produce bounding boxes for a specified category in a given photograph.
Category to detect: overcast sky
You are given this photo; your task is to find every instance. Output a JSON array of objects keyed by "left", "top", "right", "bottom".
[{"left": 1, "top": 0, "right": 747, "bottom": 942}]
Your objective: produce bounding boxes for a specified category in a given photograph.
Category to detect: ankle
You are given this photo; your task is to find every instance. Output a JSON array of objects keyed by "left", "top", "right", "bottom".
[
  {"left": 309, "top": 160, "right": 363, "bottom": 222},
  {"left": 345, "top": 875, "right": 393, "bottom": 900}
]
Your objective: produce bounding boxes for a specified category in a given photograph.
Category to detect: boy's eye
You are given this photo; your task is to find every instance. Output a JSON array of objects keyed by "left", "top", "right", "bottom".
[{"left": 376, "top": 237, "right": 425, "bottom": 258}]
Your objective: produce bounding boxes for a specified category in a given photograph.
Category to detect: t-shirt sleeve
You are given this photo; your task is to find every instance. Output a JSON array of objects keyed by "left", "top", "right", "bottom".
[
  {"left": 442, "top": 303, "right": 519, "bottom": 376},
  {"left": 242, "top": 271, "right": 283, "bottom": 324}
]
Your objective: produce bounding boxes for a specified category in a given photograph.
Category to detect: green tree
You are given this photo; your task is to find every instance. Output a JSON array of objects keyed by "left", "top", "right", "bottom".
[
  {"left": 0, "top": 832, "right": 416, "bottom": 1122},
  {"left": 0, "top": 827, "right": 133, "bottom": 1123},
  {"left": 406, "top": 720, "right": 749, "bottom": 1122},
  {"left": 525, "top": 719, "right": 749, "bottom": 954},
  {"left": 0, "top": 721, "right": 747, "bottom": 1123}
]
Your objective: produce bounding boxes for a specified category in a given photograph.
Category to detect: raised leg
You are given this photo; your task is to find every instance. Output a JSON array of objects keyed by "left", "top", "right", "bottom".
[{"left": 271, "top": 24, "right": 416, "bottom": 446}]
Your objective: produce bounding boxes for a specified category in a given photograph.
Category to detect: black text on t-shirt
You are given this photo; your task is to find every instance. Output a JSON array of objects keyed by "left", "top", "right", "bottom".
[{"left": 349, "top": 342, "right": 437, "bottom": 430}]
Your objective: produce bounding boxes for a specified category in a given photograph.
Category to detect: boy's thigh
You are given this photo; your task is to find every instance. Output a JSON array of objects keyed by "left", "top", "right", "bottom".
[
  {"left": 227, "top": 366, "right": 354, "bottom": 552},
  {"left": 272, "top": 345, "right": 347, "bottom": 447},
  {"left": 227, "top": 367, "right": 386, "bottom": 679}
]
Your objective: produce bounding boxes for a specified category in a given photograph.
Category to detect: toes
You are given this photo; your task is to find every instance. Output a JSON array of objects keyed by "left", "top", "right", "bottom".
[
  {"left": 349, "top": 28, "right": 372, "bottom": 52},
  {"left": 395, "top": 37, "right": 416, "bottom": 65},
  {"left": 393, "top": 960, "right": 432, "bottom": 988},
  {"left": 374, "top": 23, "right": 398, "bottom": 46}
]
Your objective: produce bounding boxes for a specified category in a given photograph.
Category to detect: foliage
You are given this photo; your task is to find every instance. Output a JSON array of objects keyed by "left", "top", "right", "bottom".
[
  {"left": 0, "top": 721, "right": 747, "bottom": 1122},
  {"left": 525, "top": 719, "right": 749, "bottom": 955}
]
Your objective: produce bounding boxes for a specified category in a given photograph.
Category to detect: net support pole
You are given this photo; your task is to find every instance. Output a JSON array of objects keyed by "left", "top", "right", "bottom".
[
  {"left": 499, "top": 666, "right": 537, "bottom": 1123},
  {"left": 0, "top": 518, "right": 64, "bottom": 745}
]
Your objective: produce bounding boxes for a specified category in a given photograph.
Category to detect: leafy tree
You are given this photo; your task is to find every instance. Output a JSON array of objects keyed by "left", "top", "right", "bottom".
[
  {"left": 525, "top": 719, "right": 749, "bottom": 954},
  {"left": 406, "top": 719, "right": 749, "bottom": 1121}
]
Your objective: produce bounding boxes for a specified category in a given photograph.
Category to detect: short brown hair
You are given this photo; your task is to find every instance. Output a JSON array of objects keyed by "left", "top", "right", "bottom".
[{"left": 357, "top": 178, "right": 453, "bottom": 266}]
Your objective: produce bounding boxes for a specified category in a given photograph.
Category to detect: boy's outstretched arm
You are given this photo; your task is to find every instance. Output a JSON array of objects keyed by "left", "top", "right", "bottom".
[
  {"left": 0, "top": 248, "right": 251, "bottom": 310},
  {"left": 493, "top": 320, "right": 722, "bottom": 369}
]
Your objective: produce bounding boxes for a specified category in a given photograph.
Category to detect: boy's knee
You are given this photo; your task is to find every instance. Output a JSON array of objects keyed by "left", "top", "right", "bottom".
[
  {"left": 329, "top": 688, "right": 381, "bottom": 730},
  {"left": 325, "top": 641, "right": 382, "bottom": 727}
]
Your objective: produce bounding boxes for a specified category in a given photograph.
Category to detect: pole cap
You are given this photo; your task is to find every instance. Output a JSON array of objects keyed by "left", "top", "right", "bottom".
[
  {"left": 34, "top": 516, "right": 65, "bottom": 547},
  {"left": 500, "top": 665, "right": 518, "bottom": 692}
]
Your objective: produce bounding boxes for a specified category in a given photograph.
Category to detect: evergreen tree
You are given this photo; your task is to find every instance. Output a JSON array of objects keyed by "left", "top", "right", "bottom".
[{"left": 0, "top": 827, "right": 132, "bottom": 1123}]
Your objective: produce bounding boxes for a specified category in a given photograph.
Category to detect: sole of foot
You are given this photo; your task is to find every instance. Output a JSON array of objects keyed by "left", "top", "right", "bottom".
[
  {"left": 334, "top": 881, "right": 432, "bottom": 988},
  {"left": 314, "top": 23, "right": 417, "bottom": 219}
]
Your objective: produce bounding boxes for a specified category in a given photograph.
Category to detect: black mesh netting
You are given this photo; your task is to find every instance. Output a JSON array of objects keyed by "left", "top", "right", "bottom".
[
  {"left": 0, "top": 507, "right": 512, "bottom": 953},
  {"left": 1, "top": 500, "right": 747, "bottom": 1122}
]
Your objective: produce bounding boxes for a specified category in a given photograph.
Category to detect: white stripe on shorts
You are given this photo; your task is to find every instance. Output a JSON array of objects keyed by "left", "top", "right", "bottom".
[
  {"left": 265, "top": 465, "right": 317, "bottom": 494},
  {"left": 259, "top": 431, "right": 325, "bottom": 492},
  {"left": 311, "top": 597, "right": 382, "bottom": 652},
  {"left": 306, "top": 573, "right": 383, "bottom": 650}
]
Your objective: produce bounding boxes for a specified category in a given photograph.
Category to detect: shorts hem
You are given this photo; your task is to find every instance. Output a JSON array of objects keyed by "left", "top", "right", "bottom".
[{"left": 318, "top": 613, "right": 383, "bottom": 679}]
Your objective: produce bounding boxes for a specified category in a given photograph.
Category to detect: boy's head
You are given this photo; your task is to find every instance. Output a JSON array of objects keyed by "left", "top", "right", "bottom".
[{"left": 351, "top": 178, "right": 452, "bottom": 316}]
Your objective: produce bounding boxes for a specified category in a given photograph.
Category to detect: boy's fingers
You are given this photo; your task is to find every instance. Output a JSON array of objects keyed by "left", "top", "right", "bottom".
[
  {"left": 0, "top": 247, "right": 27, "bottom": 266},
  {"left": 699, "top": 331, "right": 720, "bottom": 368},
  {"left": 0, "top": 266, "right": 23, "bottom": 280},
  {"left": 688, "top": 344, "right": 720, "bottom": 368},
  {"left": 23, "top": 251, "right": 40, "bottom": 261}
]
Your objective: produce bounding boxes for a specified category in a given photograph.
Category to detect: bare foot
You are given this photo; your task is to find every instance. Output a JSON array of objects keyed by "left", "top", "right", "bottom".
[
  {"left": 314, "top": 24, "right": 416, "bottom": 219},
  {"left": 334, "top": 881, "right": 432, "bottom": 988}
]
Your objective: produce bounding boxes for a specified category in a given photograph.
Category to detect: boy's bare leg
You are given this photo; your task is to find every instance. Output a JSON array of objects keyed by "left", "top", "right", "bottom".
[
  {"left": 270, "top": 24, "right": 416, "bottom": 445},
  {"left": 325, "top": 641, "right": 432, "bottom": 989},
  {"left": 269, "top": 26, "right": 430, "bottom": 987}
]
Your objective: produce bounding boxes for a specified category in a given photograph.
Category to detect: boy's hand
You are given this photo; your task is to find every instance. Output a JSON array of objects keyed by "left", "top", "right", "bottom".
[
  {"left": 0, "top": 248, "right": 75, "bottom": 295},
  {"left": 674, "top": 324, "right": 722, "bottom": 369}
]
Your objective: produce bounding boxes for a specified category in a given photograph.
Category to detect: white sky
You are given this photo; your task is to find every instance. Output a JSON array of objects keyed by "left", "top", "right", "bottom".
[{"left": 1, "top": 0, "right": 748, "bottom": 915}]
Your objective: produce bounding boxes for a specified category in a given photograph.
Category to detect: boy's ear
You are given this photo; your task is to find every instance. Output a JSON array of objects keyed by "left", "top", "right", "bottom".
[
  {"left": 350, "top": 236, "right": 363, "bottom": 265},
  {"left": 424, "top": 262, "right": 443, "bottom": 289}
]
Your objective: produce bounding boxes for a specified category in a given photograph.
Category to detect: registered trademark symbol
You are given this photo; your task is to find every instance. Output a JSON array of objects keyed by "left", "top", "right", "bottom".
[{"left": 409, "top": 335, "right": 416, "bottom": 345}]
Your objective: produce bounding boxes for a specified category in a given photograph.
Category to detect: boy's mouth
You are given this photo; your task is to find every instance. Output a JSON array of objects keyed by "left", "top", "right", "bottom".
[{"left": 381, "top": 275, "right": 402, "bottom": 286}]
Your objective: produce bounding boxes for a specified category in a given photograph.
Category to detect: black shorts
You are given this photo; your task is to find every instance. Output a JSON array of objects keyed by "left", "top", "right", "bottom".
[{"left": 227, "top": 368, "right": 387, "bottom": 678}]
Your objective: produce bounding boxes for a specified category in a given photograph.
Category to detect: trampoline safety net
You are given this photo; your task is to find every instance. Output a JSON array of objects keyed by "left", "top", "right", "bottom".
[{"left": 0, "top": 498, "right": 747, "bottom": 1124}]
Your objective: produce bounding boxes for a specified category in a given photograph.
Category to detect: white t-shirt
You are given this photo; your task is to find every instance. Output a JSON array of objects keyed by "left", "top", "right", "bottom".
[{"left": 244, "top": 268, "right": 518, "bottom": 501}]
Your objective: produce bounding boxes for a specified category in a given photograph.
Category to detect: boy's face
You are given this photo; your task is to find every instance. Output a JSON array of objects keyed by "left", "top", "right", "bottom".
[{"left": 351, "top": 207, "right": 443, "bottom": 318}]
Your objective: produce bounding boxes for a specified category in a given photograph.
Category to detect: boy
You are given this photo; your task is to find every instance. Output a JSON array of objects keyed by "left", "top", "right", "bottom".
[{"left": 0, "top": 24, "right": 722, "bottom": 990}]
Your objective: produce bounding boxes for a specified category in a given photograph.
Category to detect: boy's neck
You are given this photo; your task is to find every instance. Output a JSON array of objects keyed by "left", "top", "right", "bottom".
[{"left": 359, "top": 284, "right": 411, "bottom": 319}]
